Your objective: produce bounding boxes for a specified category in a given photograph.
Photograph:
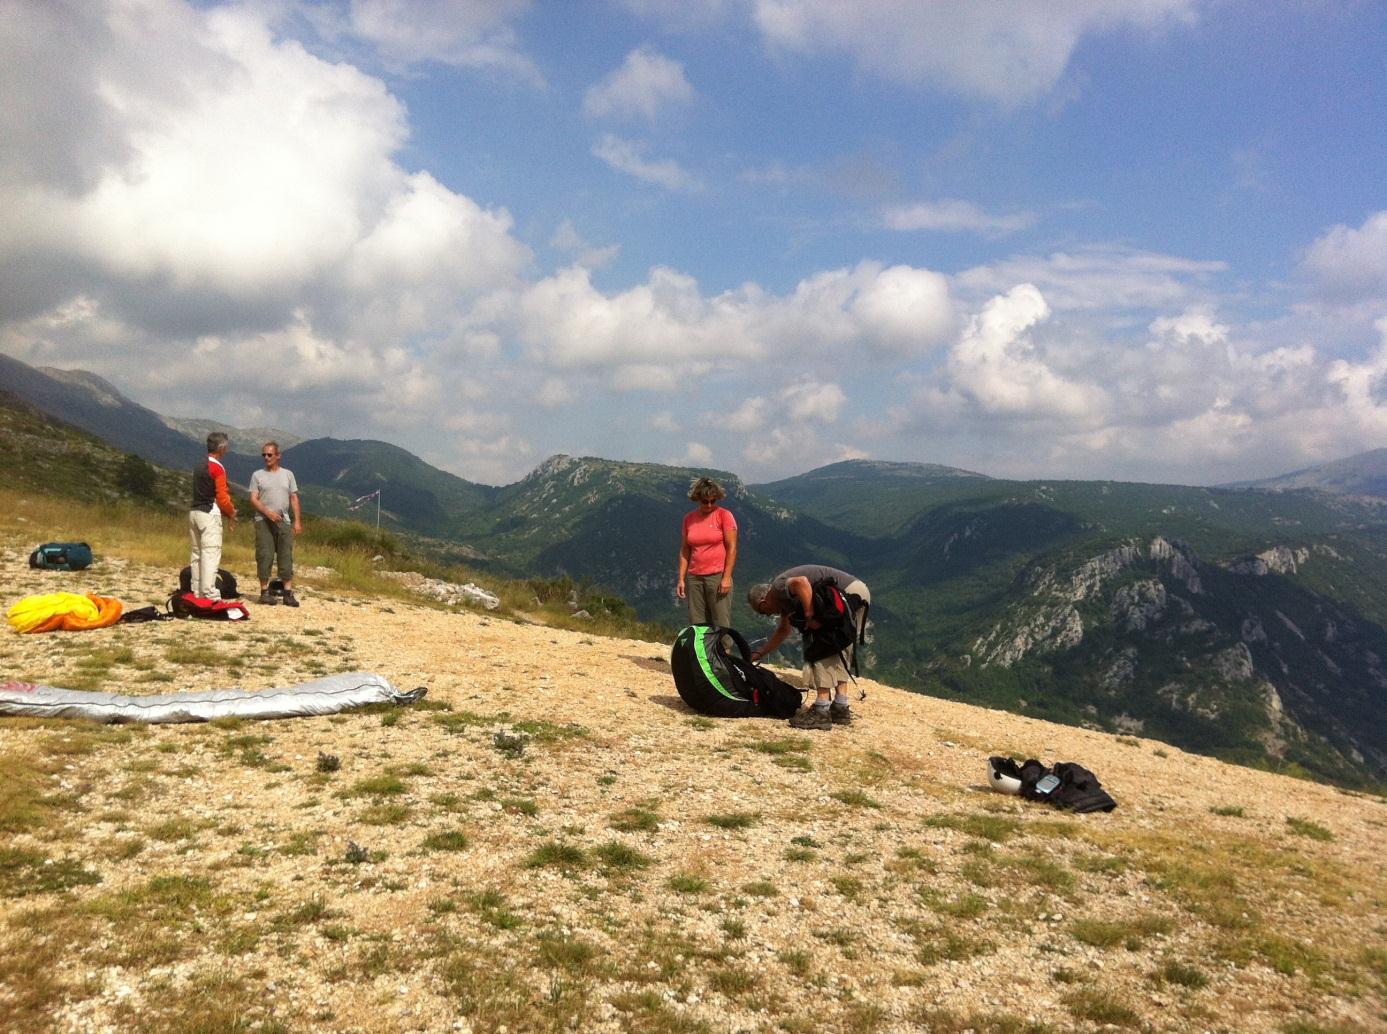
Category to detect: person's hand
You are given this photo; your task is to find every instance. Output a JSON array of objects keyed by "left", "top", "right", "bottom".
[
  {"left": 269, "top": 511, "right": 282, "bottom": 523},
  {"left": 293, "top": 520, "right": 302, "bottom": 534},
  {"left": 717, "top": 577, "right": 732, "bottom": 597},
  {"left": 750, "top": 650, "right": 762, "bottom": 662},
  {"left": 675, "top": 580, "right": 686, "bottom": 599}
]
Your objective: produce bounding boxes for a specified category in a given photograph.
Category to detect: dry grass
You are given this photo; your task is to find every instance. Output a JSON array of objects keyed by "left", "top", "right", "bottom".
[{"left": 1, "top": 497, "right": 1385, "bottom": 1033}]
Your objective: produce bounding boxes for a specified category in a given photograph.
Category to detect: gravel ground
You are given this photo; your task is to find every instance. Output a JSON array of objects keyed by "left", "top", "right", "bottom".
[{"left": 1, "top": 546, "right": 1385, "bottom": 1034}]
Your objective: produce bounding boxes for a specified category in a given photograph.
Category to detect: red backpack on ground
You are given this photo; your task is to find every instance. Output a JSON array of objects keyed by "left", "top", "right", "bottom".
[{"left": 167, "top": 592, "right": 250, "bottom": 621}]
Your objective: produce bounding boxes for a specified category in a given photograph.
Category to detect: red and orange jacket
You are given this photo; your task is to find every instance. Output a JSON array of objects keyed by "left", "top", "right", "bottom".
[{"left": 191, "top": 455, "right": 236, "bottom": 517}]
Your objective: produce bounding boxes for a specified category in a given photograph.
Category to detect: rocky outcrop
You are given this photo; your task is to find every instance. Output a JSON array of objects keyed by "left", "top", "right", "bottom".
[{"left": 973, "top": 604, "right": 1083, "bottom": 667}]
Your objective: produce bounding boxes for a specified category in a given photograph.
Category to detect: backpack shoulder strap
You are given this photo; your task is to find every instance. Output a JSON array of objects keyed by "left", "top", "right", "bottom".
[{"left": 716, "top": 625, "right": 754, "bottom": 663}]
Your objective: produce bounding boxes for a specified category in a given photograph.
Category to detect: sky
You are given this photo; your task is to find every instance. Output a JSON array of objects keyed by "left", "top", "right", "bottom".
[{"left": 3, "top": 1, "right": 1387, "bottom": 487}]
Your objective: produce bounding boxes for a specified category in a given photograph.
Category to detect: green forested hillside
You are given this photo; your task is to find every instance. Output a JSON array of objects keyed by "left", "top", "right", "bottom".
[{"left": 752, "top": 463, "right": 1387, "bottom": 787}]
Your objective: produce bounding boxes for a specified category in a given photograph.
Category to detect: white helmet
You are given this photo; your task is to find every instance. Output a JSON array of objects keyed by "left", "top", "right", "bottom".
[{"left": 986, "top": 757, "right": 1022, "bottom": 795}]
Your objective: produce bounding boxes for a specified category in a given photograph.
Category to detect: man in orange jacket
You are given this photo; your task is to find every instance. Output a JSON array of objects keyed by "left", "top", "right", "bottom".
[{"left": 189, "top": 431, "right": 237, "bottom": 601}]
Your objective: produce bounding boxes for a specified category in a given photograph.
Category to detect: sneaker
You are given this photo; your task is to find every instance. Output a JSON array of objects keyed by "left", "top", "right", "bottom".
[
  {"left": 282, "top": 590, "right": 300, "bottom": 608},
  {"left": 830, "top": 701, "right": 854, "bottom": 726},
  {"left": 788, "top": 705, "right": 832, "bottom": 731},
  {"left": 257, "top": 591, "right": 278, "bottom": 606}
]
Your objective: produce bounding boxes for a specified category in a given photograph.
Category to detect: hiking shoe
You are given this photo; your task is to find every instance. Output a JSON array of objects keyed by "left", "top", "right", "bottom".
[
  {"left": 257, "top": 592, "right": 278, "bottom": 606},
  {"left": 830, "top": 701, "right": 854, "bottom": 726},
  {"left": 282, "top": 591, "right": 300, "bottom": 608},
  {"left": 788, "top": 706, "right": 833, "bottom": 731}
]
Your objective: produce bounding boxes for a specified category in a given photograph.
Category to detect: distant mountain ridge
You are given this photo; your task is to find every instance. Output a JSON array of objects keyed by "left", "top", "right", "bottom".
[
  {"left": 0, "top": 353, "right": 205, "bottom": 470},
  {"left": 163, "top": 416, "right": 304, "bottom": 456},
  {"left": 6, "top": 351, "right": 1387, "bottom": 787},
  {"left": 1229, "top": 448, "right": 1387, "bottom": 497}
]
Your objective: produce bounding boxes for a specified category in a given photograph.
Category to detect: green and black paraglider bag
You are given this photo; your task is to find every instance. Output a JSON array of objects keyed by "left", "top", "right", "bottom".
[{"left": 670, "top": 625, "right": 801, "bottom": 719}]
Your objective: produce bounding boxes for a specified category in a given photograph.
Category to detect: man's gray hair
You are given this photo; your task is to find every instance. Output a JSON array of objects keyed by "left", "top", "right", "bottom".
[{"left": 206, "top": 431, "right": 230, "bottom": 453}]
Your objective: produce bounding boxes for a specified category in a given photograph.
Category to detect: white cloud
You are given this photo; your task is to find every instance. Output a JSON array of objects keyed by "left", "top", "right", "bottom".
[
  {"left": 592, "top": 134, "right": 703, "bottom": 192},
  {"left": 649, "top": 410, "right": 680, "bottom": 432},
  {"left": 955, "top": 245, "right": 1226, "bottom": 312},
  {"left": 0, "top": 1, "right": 529, "bottom": 347},
  {"left": 725, "top": 397, "right": 769, "bottom": 432},
  {"left": 583, "top": 45, "right": 694, "bottom": 121},
  {"left": 830, "top": 443, "right": 870, "bottom": 462},
  {"left": 882, "top": 199, "right": 1037, "bottom": 235},
  {"left": 685, "top": 441, "right": 714, "bottom": 464},
  {"left": 550, "top": 218, "right": 621, "bottom": 269},
  {"left": 515, "top": 259, "right": 954, "bottom": 384},
  {"left": 781, "top": 380, "right": 846, "bottom": 421},
  {"left": 748, "top": 0, "right": 1198, "bottom": 105},
  {"left": 1148, "top": 307, "right": 1228, "bottom": 345},
  {"left": 333, "top": 0, "right": 543, "bottom": 83},
  {"left": 849, "top": 265, "right": 955, "bottom": 354},
  {"left": 939, "top": 284, "right": 1104, "bottom": 419},
  {"left": 1327, "top": 316, "right": 1387, "bottom": 440},
  {"left": 537, "top": 377, "right": 575, "bottom": 407},
  {"left": 1301, "top": 210, "right": 1387, "bottom": 304}
]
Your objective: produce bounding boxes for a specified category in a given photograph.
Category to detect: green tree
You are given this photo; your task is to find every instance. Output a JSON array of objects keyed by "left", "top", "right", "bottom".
[{"left": 118, "top": 453, "right": 158, "bottom": 498}]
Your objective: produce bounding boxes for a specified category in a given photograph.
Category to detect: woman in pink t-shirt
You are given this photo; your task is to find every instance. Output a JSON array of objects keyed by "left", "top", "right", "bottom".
[{"left": 676, "top": 476, "right": 739, "bottom": 627}]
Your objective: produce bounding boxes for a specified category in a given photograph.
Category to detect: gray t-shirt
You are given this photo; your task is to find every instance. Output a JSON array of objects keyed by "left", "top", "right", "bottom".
[
  {"left": 248, "top": 467, "right": 298, "bottom": 522},
  {"left": 769, "top": 564, "right": 859, "bottom": 603}
]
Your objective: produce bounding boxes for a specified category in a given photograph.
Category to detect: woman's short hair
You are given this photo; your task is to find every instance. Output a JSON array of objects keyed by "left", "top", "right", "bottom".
[{"left": 688, "top": 476, "right": 726, "bottom": 503}]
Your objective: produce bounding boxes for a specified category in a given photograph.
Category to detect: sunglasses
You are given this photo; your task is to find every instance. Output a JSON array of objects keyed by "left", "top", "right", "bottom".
[{"left": 262, "top": 453, "right": 277, "bottom": 458}]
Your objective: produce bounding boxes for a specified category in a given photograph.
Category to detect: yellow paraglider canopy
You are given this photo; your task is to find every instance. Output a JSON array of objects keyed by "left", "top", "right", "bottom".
[{"left": 6, "top": 593, "right": 123, "bottom": 634}]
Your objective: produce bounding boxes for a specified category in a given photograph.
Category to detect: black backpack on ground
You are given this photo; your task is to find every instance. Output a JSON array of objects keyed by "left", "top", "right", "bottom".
[
  {"left": 179, "top": 566, "right": 240, "bottom": 599},
  {"left": 29, "top": 542, "right": 94, "bottom": 571},
  {"left": 994, "top": 756, "right": 1118, "bottom": 813},
  {"left": 670, "top": 625, "right": 802, "bottom": 719}
]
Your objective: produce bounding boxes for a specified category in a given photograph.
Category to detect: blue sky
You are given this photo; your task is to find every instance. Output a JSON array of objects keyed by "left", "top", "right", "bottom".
[{"left": 3, "top": 1, "right": 1386, "bottom": 486}]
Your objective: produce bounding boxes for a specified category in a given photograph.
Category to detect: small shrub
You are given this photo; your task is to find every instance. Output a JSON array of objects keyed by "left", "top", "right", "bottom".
[
  {"left": 525, "top": 841, "right": 589, "bottom": 871},
  {"left": 492, "top": 729, "right": 529, "bottom": 758},
  {"left": 315, "top": 752, "right": 341, "bottom": 773},
  {"left": 666, "top": 873, "right": 709, "bottom": 894},
  {"left": 610, "top": 804, "right": 660, "bottom": 832},
  {"left": 1155, "top": 960, "right": 1209, "bottom": 989},
  {"left": 705, "top": 812, "right": 758, "bottom": 830},
  {"left": 1209, "top": 805, "right": 1243, "bottom": 817},
  {"left": 1285, "top": 817, "right": 1333, "bottom": 842},
  {"left": 1062, "top": 988, "right": 1142, "bottom": 1028},
  {"left": 830, "top": 789, "right": 881, "bottom": 810},
  {"left": 594, "top": 841, "right": 654, "bottom": 872},
  {"left": 348, "top": 773, "right": 406, "bottom": 797},
  {"left": 422, "top": 830, "right": 470, "bottom": 852}
]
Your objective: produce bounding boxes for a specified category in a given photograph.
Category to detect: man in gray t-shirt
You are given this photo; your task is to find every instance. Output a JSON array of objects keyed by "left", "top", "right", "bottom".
[
  {"left": 747, "top": 564, "right": 871, "bottom": 730},
  {"left": 248, "top": 442, "right": 302, "bottom": 607}
]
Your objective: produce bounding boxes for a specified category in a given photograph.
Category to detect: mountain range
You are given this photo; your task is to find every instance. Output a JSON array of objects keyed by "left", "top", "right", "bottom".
[{"left": 4, "top": 351, "right": 1387, "bottom": 788}]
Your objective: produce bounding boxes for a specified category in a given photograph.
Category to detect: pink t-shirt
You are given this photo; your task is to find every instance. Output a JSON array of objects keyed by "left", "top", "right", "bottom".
[{"left": 683, "top": 507, "right": 737, "bottom": 575}]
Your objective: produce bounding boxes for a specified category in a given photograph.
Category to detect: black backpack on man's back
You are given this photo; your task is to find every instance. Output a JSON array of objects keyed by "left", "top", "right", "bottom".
[{"left": 789, "top": 578, "right": 868, "bottom": 670}]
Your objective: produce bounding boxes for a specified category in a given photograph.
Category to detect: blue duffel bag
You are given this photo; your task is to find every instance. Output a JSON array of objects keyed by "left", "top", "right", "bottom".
[{"left": 28, "top": 542, "right": 94, "bottom": 571}]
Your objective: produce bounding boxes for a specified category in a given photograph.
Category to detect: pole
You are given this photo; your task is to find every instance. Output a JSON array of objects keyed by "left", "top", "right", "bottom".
[{"left": 376, "top": 491, "right": 381, "bottom": 534}]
